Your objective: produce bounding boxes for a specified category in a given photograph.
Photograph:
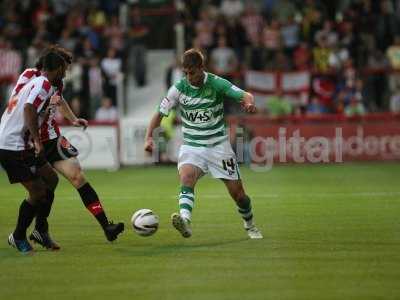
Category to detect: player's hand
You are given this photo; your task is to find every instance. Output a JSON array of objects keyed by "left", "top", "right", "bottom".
[
  {"left": 72, "top": 118, "right": 88, "bottom": 129},
  {"left": 50, "top": 95, "right": 61, "bottom": 106},
  {"left": 144, "top": 137, "right": 154, "bottom": 153},
  {"left": 33, "top": 139, "right": 44, "bottom": 157},
  {"left": 241, "top": 101, "right": 257, "bottom": 113}
]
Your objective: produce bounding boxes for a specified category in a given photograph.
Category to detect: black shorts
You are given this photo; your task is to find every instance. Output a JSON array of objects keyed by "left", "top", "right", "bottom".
[
  {"left": 0, "top": 149, "right": 47, "bottom": 184},
  {"left": 43, "top": 136, "right": 78, "bottom": 165}
]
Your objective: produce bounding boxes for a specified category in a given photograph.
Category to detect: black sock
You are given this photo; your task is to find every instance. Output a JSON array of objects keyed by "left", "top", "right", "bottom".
[
  {"left": 237, "top": 195, "right": 253, "bottom": 222},
  {"left": 35, "top": 190, "right": 55, "bottom": 232},
  {"left": 77, "top": 183, "right": 109, "bottom": 229},
  {"left": 14, "top": 200, "right": 38, "bottom": 240}
]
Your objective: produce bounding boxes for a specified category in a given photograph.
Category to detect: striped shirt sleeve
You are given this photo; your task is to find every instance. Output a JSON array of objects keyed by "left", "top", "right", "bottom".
[
  {"left": 26, "top": 79, "right": 51, "bottom": 112},
  {"left": 158, "top": 85, "right": 179, "bottom": 116}
]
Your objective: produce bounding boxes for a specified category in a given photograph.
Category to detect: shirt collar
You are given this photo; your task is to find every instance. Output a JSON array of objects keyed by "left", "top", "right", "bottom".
[{"left": 188, "top": 72, "right": 208, "bottom": 89}]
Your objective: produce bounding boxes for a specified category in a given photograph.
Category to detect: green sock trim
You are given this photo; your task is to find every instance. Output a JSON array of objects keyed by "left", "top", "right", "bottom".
[
  {"left": 181, "top": 186, "right": 194, "bottom": 194},
  {"left": 180, "top": 203, "right": 193, "bottom": 212}
]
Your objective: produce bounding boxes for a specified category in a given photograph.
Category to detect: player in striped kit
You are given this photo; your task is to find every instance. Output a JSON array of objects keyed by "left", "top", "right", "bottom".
[
  {"left": 6, "top": 46, "right": 124, "bottom": 251},
  {"left": 0, "top": 52, "right": 66, "bottom": 253},
  {"left": 145, "top": 49, "right": 262, "bottom": 239}
]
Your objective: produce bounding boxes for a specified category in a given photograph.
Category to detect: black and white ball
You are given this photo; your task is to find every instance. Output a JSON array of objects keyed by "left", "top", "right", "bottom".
[{"left": 131, "top": 209, "right": 159, "bottom": 237}]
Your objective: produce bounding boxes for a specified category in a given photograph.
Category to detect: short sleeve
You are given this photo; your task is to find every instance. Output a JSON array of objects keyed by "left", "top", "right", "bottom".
[
  {"left": 217, "top": 77, "right": 245, "bottom": 103},
  {"left": 158, "top": 85, "right": 180, "bottom": 116},
  {"left": 26, "top": 80, "right": 51, "bottom": 112}
]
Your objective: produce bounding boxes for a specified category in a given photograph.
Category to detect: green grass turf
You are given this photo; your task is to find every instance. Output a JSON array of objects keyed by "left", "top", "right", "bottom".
[{"left": 0, "top": 163, "right": 400, "bottom": 300}]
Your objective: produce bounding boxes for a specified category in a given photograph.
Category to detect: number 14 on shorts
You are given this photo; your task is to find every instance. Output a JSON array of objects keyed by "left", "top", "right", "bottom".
[{"left": 222, "top": 158, "right": 236, "bottom": 175}]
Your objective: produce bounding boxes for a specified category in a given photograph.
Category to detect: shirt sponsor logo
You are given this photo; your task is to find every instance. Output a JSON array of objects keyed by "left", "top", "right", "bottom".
[{"left": 182, "top": 109, "right": 212, "bottom": 123}]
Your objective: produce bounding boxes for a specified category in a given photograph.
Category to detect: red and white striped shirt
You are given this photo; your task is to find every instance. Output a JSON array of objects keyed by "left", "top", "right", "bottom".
[
  {"left": 9, "top": 68, "right": 62, "bottom": 142},
  {"left": 0, "top": 75, "right": 55, "bottom": 150}
]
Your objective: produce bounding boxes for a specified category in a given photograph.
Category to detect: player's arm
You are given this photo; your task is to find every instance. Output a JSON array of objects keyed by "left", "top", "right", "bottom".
[
  {"left": 24, "top": 103, "right": 43, "bottom": 155},
  {"left": 58, "top": 98, "right": 88, "bottom": 128},
  {"left": 144, "top": 85, "right": 179, "bottom": 153},
  {"left": 144, "top": 112, "right": 164, "bottom": 153},
  {"left": 240, "top": 92, "right": 257, "bottom": 113},
  {"left": 219, "top": 77, "right": 257, "bottom": 113}
]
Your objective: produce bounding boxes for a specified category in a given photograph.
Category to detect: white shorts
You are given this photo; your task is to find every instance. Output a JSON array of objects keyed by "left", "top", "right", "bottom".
[{"left": 177, "top": 140, "right": 240, "bottom": 180}]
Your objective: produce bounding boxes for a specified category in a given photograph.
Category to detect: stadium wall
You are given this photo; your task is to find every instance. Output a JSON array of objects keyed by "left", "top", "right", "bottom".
[
  {"left": 228, "top": 114, "right": 400, "bottom": 163},
  {"left": 59, "top": 114, "right": 400, "bottom": 169}
]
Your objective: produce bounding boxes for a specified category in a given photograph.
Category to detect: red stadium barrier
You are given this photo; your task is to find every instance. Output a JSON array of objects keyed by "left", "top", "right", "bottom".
[{"left": 227, "top": 113, "right": 400, "bottom": 163}]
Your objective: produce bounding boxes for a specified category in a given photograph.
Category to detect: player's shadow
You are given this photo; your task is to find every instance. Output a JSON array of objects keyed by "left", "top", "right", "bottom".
[{"left": 116, "top": 237, "right": 250, "bottom": 257}]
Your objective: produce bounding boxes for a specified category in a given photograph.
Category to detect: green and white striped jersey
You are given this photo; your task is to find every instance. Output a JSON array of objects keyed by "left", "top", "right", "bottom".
[{"left": 159, "top": 72, "right": 244, "bottom": 147}]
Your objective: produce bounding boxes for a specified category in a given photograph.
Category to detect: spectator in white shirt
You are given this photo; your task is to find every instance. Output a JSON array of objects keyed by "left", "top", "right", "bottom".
[
  {"left": 220, "top": 0, "right": 244, "bottom": 20},
  {"left": 95, "top": 97, "right": 118, "bottom": 122},
  {"left": 101, "top": 47, "right": 121, "bottom": 104},
  {"left": 210, "top": 36, "right": 238, "bottom": 80}
]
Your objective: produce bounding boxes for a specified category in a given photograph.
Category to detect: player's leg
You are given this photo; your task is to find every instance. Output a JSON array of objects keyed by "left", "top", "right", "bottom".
[
  {"left": 53, "top": 157, "right": 124, "bottom": 241},
  {"left": 206, "top": 140, "right": 262, "bottom": 239},
  {"left": 0, "top": 149, "right": 51, "bottom": 252},
  {"left": 9, "top": 178, "right": 49, "bottom": 253},
  {"left": 221, "top": 179, "right": 263, "bottom": 239},
  {"left": 171, "top": 163, "right": 204, "bottom": 238},
  {"left": 30, "top": 162, "right": 60, "bottom": 250}
]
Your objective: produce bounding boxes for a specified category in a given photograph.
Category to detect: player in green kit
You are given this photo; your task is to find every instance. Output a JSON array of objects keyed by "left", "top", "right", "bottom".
[{"left": 144, "top": 49, "right": 262, "bottom": 239}]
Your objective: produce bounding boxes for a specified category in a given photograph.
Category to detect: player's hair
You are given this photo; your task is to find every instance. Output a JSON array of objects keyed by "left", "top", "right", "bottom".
[
  {"left": 42, "top": 52, "right": 66, "bottom": 71},
  {"left": 35, "top": 45, "right": 72, "bottom": 70},
  {"left": 182, "top": 48, "right": 204, "bottom": 69}
]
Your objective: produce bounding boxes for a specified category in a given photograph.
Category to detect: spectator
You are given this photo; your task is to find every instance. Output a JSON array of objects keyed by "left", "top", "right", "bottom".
[
  {"left": 306, "top": 97, "right": 329, "bottom": 115},
  {"left": 89, "top": 56, "right": 103, "bottom": 117},
  {"left": 103, "top": 15, "right": 125, "bottom": 52},
  {"left": 390, "top": 89, "right": 400, "bottom": 112},
  {"left": 0, "top": 38, "right": 22, "bottom": 112},
  {"left": 70, "top": 97, "right": 83, "bottom": 118},
  {"left": 101, "top": 47, "right": 122, "bottom": 104},
  {"left": 365, "top": 41, "right": 389, "bottom": 110},
  {"left": 220, "top": 0, "right": 244, "bottom": 20},
  {"left": 265, "top": 88, "right": 293, "bottom": 117},
  {"left": 195, "top": 8, "right": 215, "bottom": 51},
  {"left": 210, "top": 36, "right": 238, "bottom": 80},
  {"left": 375, "top": 0, "right": 398, "bottom": 52},
  {"left": 293, "top": 42, "right": 311, "bottom": 70},
  {"left": 245, "top": 35, "right": 268, "bottom": 70},
  {"left": 272, "top": 0, "right": 297, "bottom": 24},
  {"left": 345, "top": 97, "right": 366, "bottom": 116},
  {"left": 95, "top": 97, "right": 118, "bottom": 122},
  {"left": 240, "top": 3, "right": 264, "bottom": 45},
  {"left": 313, "top": 35, "right": 332, "bottom": 72},
  {"left": 315, "top": 20, "right": 338, "bottom": 48},
  {"left": 127, "top": 5, "right": 149, "bottom": 87},
  {"left": 386, "top": 36, "right": 400, "bottom": 100},
  {"left": 336, "top": 78, "right": 365, "bottom": 114},
  {"left": 262, "top": 19, "right": 281, "bottom": 62},
  {"left": 281, "top": 15, "right": 300, "bottom": 58}
]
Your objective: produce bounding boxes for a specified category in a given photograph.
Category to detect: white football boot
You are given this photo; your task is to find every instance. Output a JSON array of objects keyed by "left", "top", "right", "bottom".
[
  {"left": 244, "top": 222, "right": 263, "bottom": 239},
  {"left": 171, "top": 213, "right": 192, "bottom": 238}
]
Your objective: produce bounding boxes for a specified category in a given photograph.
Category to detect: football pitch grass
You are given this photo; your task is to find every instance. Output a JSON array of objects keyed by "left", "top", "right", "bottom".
[{"left": 0, "top": 163, "right": 399, "bottom": 300}]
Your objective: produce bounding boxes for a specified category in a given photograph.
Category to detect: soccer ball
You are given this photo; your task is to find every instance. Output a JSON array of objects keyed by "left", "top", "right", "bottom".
[{"left": 131, "top": 209, "right": 159, "bottom": 237}]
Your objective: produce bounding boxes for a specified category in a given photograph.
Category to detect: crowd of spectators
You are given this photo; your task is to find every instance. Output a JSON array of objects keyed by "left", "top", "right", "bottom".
[
  {"left": 2, "top": 0, "right": 400, "bottom": 121},
  {"left": 177, "top": 0, "right": 400, "bottom": 116},
  {"left": 0, "top": 0, "right": 150, "bottom": 121}
]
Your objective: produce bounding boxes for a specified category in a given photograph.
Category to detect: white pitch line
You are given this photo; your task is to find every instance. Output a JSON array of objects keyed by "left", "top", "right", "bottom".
[{"left": 53, "top": 191, "right": 400, "bottom": 201}]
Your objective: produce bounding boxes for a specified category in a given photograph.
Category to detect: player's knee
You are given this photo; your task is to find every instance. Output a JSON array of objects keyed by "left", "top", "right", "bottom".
[
  {"left": 180, "top": 173, "right": 196, "bottom": 187},
  {"left": 30, "top": 182, "right": 47, "bottom": 203},
  {"left": 70, "top": 169, "right": 86, "bottom": 188}
]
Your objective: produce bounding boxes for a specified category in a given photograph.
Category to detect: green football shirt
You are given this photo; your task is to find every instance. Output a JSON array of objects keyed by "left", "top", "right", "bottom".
[{"left": 159, "top": 72, "right": 245, "bottom": 147}]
